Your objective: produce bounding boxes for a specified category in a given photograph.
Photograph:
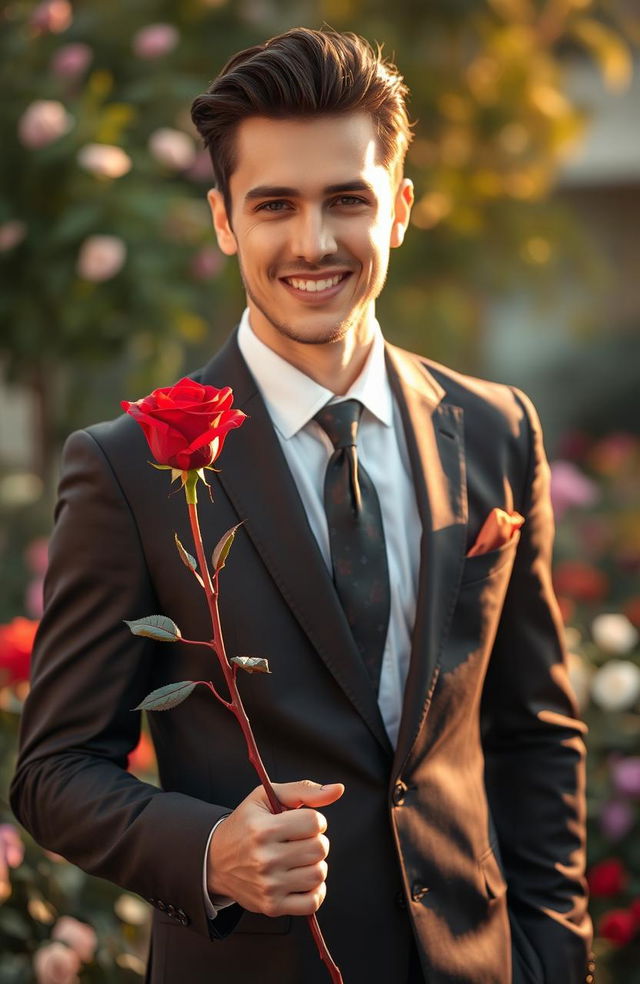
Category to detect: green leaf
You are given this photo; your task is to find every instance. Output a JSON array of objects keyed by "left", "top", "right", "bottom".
[
  {"left": 124, "top": 615, "right": 182, "bottom": 642},
  {"left": 134, "top": 681, "right": 197, "bottom": 712},
  {"left": 212, "top": 523, "right": 243, "bottom": 572},
  {"left": 174, "top": 534, "right": 197, "bottom": 573},
  {"left": 230, "top": 656, "right": 271, "bottom": 675}
]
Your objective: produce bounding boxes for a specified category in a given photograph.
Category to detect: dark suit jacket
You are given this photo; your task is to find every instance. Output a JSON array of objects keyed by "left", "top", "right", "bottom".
[{"left": 11, "top": 332, "right": 592, "bottom": 983}]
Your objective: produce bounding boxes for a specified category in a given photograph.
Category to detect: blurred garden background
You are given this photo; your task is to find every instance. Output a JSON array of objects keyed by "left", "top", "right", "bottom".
[{"left": 1, "top": 0, "right": 640, "bottom": 980}]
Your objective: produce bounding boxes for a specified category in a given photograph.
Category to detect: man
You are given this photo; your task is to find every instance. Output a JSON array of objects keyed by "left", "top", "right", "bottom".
[{"left": 11, "top": 28, "right": 593, "bottom": 984}]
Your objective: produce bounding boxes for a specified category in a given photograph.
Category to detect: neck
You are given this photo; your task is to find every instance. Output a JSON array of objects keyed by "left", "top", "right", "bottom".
[{"left": 248, "top": 307, "right": 377, "bottom": 395}]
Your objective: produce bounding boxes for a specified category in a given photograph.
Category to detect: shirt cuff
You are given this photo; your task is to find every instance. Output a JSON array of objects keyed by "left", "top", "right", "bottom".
[{"left": 202, "top": 815, "right": 235, "bottom": 919}]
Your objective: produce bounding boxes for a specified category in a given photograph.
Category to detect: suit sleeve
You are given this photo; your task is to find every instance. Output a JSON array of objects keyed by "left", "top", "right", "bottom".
[
  {"left": 10, "top": 429, "right": 242, "bottom": 941},
  {"left": 480, "top": 389, "right": 593, "bottom": 984}
]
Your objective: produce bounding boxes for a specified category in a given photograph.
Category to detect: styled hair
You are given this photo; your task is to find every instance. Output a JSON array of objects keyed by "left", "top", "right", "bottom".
[{"left": 191, "top": 27, "right": 413, "bottom": 215}]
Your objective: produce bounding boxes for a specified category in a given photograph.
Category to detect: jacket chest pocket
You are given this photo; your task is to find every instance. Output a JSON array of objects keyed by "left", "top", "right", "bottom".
[{"left": 459, "top": 531, "right": 520, "bottom": 588}]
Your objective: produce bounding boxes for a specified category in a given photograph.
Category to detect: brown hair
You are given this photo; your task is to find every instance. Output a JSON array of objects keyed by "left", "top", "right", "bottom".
[{"left": 191, "top": 27, "right": 413, "bottom": 215}]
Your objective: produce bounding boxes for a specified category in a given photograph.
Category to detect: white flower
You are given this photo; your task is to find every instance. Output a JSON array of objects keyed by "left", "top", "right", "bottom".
[
  {"left": 592, "top": 613, "right": 639, "bottom": 654},
  {"left": 149, "top": 128, "right": 196, "bottom": 171},
  {"left": 590, "top": 659, "right": 640, "bottom": 712},
  {"left": 78, "top": 143, "right": 132, "bottom": 179},
  {"left": 133, "top": 23, "right": 179, "bottom": 59},
  {"left": 77, "top": 235, "right": 126, "bottom": 282},
  {"left": 18, "top": 100, "right": 73, "bottom": 149}
]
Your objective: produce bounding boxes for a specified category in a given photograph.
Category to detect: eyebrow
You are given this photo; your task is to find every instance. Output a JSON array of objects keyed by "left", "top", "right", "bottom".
[{"left": 244, "top": 179, "right": 375, "bottom": 203}]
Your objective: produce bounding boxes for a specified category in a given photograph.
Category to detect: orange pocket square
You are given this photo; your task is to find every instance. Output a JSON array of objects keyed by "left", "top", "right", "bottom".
[{"left": 467, "top": 508, "right": 524, "bottom": 558}]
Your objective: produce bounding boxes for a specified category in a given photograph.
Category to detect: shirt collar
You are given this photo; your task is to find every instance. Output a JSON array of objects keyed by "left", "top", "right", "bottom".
[{"left": 237, "top": 308, "right": 393, "bottom": 440}]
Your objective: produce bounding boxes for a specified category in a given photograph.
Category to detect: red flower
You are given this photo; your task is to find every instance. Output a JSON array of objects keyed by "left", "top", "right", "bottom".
[
  {"left": 0, "top": 617, "right": 38, "bottom": 685},
  {"left": 122, "top": 378, "right": 246, "bottom": 472},
  {"left": 553, "top": 561, "right": 608, "bottom": 604},
  {"left": 599, "top": 908, "right": 637, "bottom": 945},
  {"left": 128, "top": 732, "right": 156, "bottom": 774},
  {"left": 588, "top": 857, "right": 628, "bottom": 897}
]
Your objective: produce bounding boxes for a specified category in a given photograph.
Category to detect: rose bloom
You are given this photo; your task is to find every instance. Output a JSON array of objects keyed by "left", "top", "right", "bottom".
[
  {"left": 33, "top": 942, "right": 81, "bottom": 984},
  {"left": 553, "top": 560, "right": 608, "bottom": 604},
  {"left": 587, "top": 857, "right": 628, "bottom": 897},
  {"left": 598, "top": 908, "right": 637, "bottom": 946},
  {"left": 77, "top": 235, "right": 126, "bottom": 282},
  {"left": 549, "top": 460, "right": 599, "bottom": 520},
  {"left": 132, "top": 23, "right": 179, "bottom": 59},
  {"left": 0, "top": 824, "right": 25, "bottom": 902},
  {"left": 18, "top": 100, "right": 73, "bottom": 149},
  {"left": 29, "top": 0, "right": 72, "bottom": 34},
  {"left": 77, "top": 143, "right": 132, "bottom": 179},
  {"left": 0, "top": 220, "right": 27, "bottom": 252},
  {"left": 599, "top": 800, "right": 634, "bottom": 842},
  {"left": 122, "top": 378, "right": 246, "bottom": 472},
  {"left": 128, "top": 731, "right": 156, "bottom": 773},
  {"left": 51, "top": 42, "right": 92, "bottom": 78},
  {"left": 590, "top": 659, "right": 640, "bottom": 712},
  {"left": 149, "top": 128, "right": 196, "bottom": 171},
  {"left": 592, "top": 613, "right": 639, "bottom": 655},
  {"left": 0, "top": 617, "right": 38, "bottom": 684},
  {"left": 51, "top": 916, "right": 97, "bottom": 963},
  {"left": 611, "top": 757, "right": 640, "bottom": 797}
]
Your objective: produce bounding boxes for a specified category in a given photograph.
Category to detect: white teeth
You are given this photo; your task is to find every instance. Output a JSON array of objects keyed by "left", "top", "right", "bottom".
[{"left": 286, "top": 274, "right": 344, "bottom": 292}]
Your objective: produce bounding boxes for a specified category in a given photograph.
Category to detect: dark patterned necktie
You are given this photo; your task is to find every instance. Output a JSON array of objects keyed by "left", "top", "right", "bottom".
[{"left": 314, "top": 399, "right": 390, "bottom": 692}]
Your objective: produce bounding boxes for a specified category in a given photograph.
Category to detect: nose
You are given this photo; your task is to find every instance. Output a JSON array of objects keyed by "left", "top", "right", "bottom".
[{"left": 291, "top": 207, "right": 337, "bottom": 264}]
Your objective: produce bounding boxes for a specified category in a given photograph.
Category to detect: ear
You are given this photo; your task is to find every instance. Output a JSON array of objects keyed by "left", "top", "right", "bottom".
[
  {"left": 390, "top": 178, "right": 414, "bottom": 249},
  {"left": 207, "top": 188, "right": 237, "bottom": 256}
]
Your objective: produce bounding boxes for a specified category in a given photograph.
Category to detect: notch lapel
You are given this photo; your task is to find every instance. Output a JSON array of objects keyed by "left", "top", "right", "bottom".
[
  {"left": 199, "top": 331, "right": 392, "bottom": 757},
  {"left": 385, "top": 345, "right": 468, "bottom": 774}
]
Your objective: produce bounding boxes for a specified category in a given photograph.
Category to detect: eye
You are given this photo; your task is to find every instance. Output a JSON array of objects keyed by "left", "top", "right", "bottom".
[
  {"left": 255, "top": 200, "right": 290, "bottom": 213},
  {"left": 332, "top": 195, "right": 368, "bottom": 207}
]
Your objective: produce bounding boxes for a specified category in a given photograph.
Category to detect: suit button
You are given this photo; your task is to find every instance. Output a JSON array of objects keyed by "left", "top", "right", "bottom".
[
  {"left": 411, "top": 883, "right": 429, "bottom": 902},
  {"left": 177, "top": 909, "right": 190, "bottom": 926},
  {"left": 392, "top": 781, "right": 408, "bottom": 806},
  {"left": 166, "top": 904, "right": 176, "bottom": 918},
  {"left": 156, "top": 900, "right": 167, "bottom": 912},
  {"left": 395, "top": 890, "right": 407, "bottom": 910}
]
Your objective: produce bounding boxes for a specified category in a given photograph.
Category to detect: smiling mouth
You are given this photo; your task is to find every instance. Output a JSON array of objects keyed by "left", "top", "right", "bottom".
[{"left": 279, "top": 272, "right": 351, "bottom": 298}]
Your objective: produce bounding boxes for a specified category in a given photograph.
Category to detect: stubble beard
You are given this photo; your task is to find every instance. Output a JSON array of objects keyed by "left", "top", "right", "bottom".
[{"left": 243, "top": 278, "right": 357, "bottom": 347}]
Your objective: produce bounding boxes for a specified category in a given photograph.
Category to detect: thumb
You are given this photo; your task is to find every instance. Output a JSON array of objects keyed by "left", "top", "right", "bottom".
[{"left": 269, "top": 779, "right": 345, "bottom": 810}]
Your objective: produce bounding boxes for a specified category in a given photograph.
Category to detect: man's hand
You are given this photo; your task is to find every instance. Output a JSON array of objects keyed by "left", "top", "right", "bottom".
[{"left": 207, "top": 779, "right": 345, "bottom": 917}]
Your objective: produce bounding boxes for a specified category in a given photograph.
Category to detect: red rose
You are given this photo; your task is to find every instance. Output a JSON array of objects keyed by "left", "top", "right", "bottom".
[
  {"left": 0, "top": 617, "right": 39, "bottom": 685},
  {"left": 599, "top": 908, "right": 637, "bottom": 945},
  {"left": 587, "top": 857, "right": 628, "bottom": 897},
  {"left": 553, "top": 560, "right": 608, "bottom": 604},
  {"left": 122, "top": 378, "right": 246, "bottom": 471}
]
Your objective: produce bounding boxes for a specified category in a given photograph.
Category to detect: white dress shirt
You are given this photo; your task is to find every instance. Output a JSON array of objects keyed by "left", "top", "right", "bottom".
[{"left": 203, "top": 308, "right": 422, "bottom": 916}]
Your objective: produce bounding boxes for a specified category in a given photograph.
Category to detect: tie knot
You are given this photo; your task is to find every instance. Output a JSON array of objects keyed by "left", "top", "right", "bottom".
[{"left": 314, "top": 399, "right": 363, "bottom": 450}]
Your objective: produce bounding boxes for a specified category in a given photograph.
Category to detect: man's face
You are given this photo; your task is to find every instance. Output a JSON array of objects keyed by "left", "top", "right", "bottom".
[{"left": 208, "top": 113, "right": 413, "bottom": 355}]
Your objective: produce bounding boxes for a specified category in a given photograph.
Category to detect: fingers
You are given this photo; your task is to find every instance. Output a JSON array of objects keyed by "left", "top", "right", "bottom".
[{"left": 267, "top": 779, "right": 345, "bottom": 811}]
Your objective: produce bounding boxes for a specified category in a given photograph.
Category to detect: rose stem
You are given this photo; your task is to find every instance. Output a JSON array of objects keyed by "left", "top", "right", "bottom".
[{"left": 186, "top": 493, "right": 343, "bottom": 984}]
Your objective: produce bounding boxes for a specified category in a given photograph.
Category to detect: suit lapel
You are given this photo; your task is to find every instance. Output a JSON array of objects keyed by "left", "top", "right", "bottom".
[
  {"left": 200, "top": 331, "right": 392, "bottom": 757},
  {"left": 385, "top": 345, "right": 468, "bottom": 774}
]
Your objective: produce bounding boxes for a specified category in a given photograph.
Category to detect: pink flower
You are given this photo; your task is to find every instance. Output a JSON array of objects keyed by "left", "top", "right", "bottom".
[
  {"left": 0, "top": 220, "right": 27, "bottom": 252},
  {"left": 77, "top": 235, "right": 126, "bottom": 282},
  {"left": 612, "top": 757, "right": 640, "bottom": 798},
  {"left": 29, "top": 0, "right": 72, "bottom": 35},
  {"left": 78, "top": 143, "right": 132, "bottom": 179},
  {"left": 149, "top": 128, "right": 196, "bottom": 171},
  {"left": 600, "top": 800, "right": 635, "bottom": 841},
  {"left": 51, "top": 916, "right": 97, "bottom": 963},
  {"left": 26, "top": 537, "right": 49, "bottom": 575},
  {"left": 33, "top": 942, "right": 81, "bottom": 984},
  {"left": 26, "top": 577, "right": 45, "bottom": 619},
  {"left": 18, "top": 100, "right": 73, "bottom": 149},
  {"left": 185, "top": 149, "right": 214, "bottom": 183},
  {"left": 549, "top": 460, "right": 599, "bottom": 520},
  {"left": 50, "top": 43, "right": 93, "bottom": 79},
  {"left": 190, "top": 246, "right": 224, "bottom": 281},
  {"left": 132, "top": 23, "right": 179, "bottom": 59},
  {"left": 0, "top": 824, "right": 24, "bottom": 902}
]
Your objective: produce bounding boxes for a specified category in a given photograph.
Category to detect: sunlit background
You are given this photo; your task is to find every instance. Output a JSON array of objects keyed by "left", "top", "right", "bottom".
[{"left": 1, "top": 1, "right": 640, "bottom": 981}]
